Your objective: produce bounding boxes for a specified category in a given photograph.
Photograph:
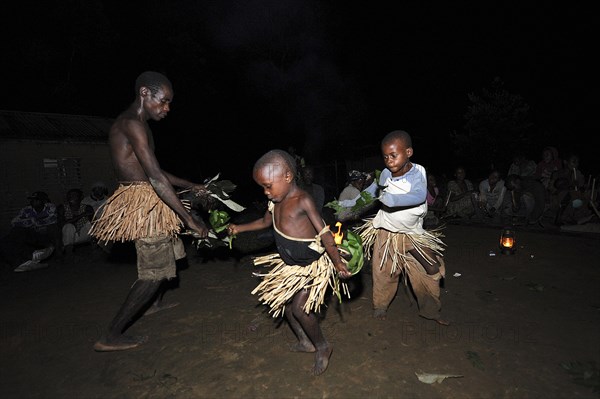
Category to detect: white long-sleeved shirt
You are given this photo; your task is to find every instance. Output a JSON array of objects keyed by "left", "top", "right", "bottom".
[
  {"left": 372, "top": 164, "right": 428, "bottom": 234},
  {"left": 478, "top": 179, "right": 506, "bottom": 210}
]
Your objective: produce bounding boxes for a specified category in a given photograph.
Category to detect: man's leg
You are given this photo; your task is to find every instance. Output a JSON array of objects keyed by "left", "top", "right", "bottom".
[
  {"left": 143, "top": 280, "right": 180, "bottom": 316},
  {"left": 93, "top": 278, "right": 162, "bottom": 351},
  {"left": 143, "top": 238, "right": 183, "bottom": 316},
  {"left": 290, "top": 290, "right": 332, "bottom": 375}
]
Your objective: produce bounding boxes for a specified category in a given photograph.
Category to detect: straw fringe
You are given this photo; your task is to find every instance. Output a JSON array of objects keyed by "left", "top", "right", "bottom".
[
  {"left": 89, "top": 182, "right": 183, "bottom": 243},
  {"left": 355, "top": 217, "right": 446, "bottom": 275},
  {"left": 251, "top": 253, "right": 349, "bottom": 318}
]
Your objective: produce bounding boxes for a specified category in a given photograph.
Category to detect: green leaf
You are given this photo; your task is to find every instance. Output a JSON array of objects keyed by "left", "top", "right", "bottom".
[
  {"left": 340, "top": 230, "right": 364, "bottom": 275},
  {"left": 209, "top": 210, "right": 230, "bottom": 233}
]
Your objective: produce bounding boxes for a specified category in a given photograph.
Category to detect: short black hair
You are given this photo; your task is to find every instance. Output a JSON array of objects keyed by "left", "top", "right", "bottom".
[
  {"left": 135, "top": 71, "right": 172, "bottom": 95},
  {"left": 382, "top": 130, "right": 412, "bottom": 148},
  {"left": 254, "top": 149, "right": 297, "bottom": 180}
]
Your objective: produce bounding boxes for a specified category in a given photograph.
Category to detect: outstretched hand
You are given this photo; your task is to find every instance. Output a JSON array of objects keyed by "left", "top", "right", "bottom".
[
  {"left": 227, "top": 224, "right": 239, "bottom": 236},
  {"left": 188, "top": 219, "right": 209, "bottom": 238}
]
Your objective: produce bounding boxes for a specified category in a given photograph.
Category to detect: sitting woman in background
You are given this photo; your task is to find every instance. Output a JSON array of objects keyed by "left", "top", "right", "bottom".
[
  {"left": 424, "top": 173, "right": 446, "bottom": 228},
  {"left": 445, "top": 166, "right": 476, "bottom": 219},
  {"left": 535, "top": 146, "right": 562, "bottom": 192},
  {"left": 551, "top": 154, "right": 589, "bottom": 225}
]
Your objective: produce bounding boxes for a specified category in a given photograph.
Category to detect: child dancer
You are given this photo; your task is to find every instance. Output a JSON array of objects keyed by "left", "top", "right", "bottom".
[
  {"left": 228, "top": 149, "right": 351, "bottom": 375},
  {"left": 357, "top": 130, "right": 448, "bottom": 324}
]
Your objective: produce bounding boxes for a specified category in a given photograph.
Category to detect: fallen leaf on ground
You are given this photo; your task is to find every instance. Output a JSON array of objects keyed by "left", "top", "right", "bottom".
[{"left": 415, "top": 372, "right": 464, "bottom": 384}]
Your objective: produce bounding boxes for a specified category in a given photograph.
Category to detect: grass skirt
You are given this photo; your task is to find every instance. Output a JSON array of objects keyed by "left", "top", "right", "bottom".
[
  {"left": 355, "top": 218, "right": 446, "bottom": 275},
  {"left": 251, "top": 253, "right": 349, "bottom": 318},
  {"left": 89, "top": 182, "right": 183, "bottom": 243}
]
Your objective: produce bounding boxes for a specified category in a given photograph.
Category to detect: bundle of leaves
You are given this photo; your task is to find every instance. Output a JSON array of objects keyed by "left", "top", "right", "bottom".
[
  {"left": 325, "top": 191, "right": 378, "bottom": 222},
  {"left": 339, "top": 230, "right": 364, "bottom": 275},
  {"left": 194, "top": 173, "right": 246, "bottom": 212},
  {"left": 209, "top": 210, "right": 230, "bottom": 233}
]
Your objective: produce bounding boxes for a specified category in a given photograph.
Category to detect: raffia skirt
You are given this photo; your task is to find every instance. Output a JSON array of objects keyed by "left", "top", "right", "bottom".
[
  {"left": 355, "top": 218, "right": 446, "bottom": 275},
  {"left": 251, "top": 253, "right": 349, "bottom": 318},
  {"left": 89, "top": 182, "right": 183, "bottom": 243}
]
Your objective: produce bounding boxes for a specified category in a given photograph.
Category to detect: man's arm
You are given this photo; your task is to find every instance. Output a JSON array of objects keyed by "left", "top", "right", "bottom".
[
  {"left": 162, "top": 170, "right": 205, "bottom": 192},
  {"left": 125, "top": 120, "right": 208, "bottom": 237}
]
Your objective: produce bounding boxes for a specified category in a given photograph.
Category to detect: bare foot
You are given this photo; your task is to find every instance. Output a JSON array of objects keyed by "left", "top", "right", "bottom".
[
  {"left": 144, "top": 302, "right": 179, "bottom": 316},
  {"left": 289, "top": 341, "right": 316, "bottom": 353},
  {"left": 312, "top": 346, "right": 333, "bottom": 376},
  {"left": 93, "top": 335, "right": 148, "bottom": 352},
  {"left": 373, "top": 309, "right": 387, "bottom": 320}
]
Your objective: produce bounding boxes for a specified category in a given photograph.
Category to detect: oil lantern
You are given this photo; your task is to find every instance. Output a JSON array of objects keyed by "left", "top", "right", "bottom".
[{"left": 499, "top": 227, "right": 516, "bottom": 255}]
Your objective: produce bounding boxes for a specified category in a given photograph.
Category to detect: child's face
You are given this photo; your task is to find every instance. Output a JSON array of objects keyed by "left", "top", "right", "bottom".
[
  {"left": 253, "top": 164, "right": 292, "bottom": 203},
  {"left": 381, "top": 138, "right": 413, "bottom": 177}
]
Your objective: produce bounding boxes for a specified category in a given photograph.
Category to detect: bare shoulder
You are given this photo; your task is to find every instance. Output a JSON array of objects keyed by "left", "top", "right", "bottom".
[{"left": 111, "top": 113, "right": 145, "bottom": 137}]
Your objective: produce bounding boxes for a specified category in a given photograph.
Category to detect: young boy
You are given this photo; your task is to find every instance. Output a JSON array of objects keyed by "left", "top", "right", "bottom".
[
  {"left": 228, "top": 149, "right": 351, "bottom": 376},
  {"left": 357, "top": 130, "right": 448, "bottom": 325}
]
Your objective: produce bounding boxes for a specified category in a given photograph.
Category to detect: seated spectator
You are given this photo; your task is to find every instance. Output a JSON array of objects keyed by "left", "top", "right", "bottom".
[
  {"left": 82, "top": 181, "right": 109, "bottom": 217},
  {"left": 535, "top": 146, "right": 562, "bottom": 191},
  {"left": 338, "top": 170, "right": 367, "bottom": 201},
  {"left": 504, "top": 174, "right": 547, "bottom": 225},
  {"left": 473, "top": 170, "right": 507, "bottom": 224},
  {"left": 424, "top": 173, "right": 446, "bottom": 228},
  {"left": 57, "top": 188, "right": 95, "bottom": 257},
  {"left": 328, "top": 170, "right": 377, "bottom": 223},
  {"left": 551, "top": 154, "right": 589, "bottom": 225},
  {"left": 507, "top": 153, "right": 537, "bottom": 178},
  {"left": 0, "top": 191, "right": 59, "bottom": 272},
  {"left": 445, "top": 166, "right": 476, "bottom": 219},
  {"left": 300, "top": 166, "right": 325, "bottom": 216}
]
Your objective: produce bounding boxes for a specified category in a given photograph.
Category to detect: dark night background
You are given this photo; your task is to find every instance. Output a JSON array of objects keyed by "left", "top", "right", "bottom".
[{"left": 2, "top": 1, "right": 593, "bottom": 198}]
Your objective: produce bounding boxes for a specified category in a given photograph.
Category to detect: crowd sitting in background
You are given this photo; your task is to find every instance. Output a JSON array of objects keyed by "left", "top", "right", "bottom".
[
  {"left": 507, "top": 153, "right": 537, "bottom": 178},
  {"left": 535, "top": 146, "right": 562, "bottom": 192},
  {"left": 504, "top": 175, "right": 546, "bottom": 225},
  {"left": 0, "top": 191, "right": 60, "bottom": 272}
]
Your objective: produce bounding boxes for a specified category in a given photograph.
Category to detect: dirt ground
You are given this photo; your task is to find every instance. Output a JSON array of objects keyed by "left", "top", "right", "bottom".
[{"left": 1, "top": 223, "right": 599, "bottom": 399}]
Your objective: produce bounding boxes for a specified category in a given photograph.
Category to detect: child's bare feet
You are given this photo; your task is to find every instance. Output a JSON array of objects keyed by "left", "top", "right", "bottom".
[
  {"left": 93, "top": 335, "right": 148, "bottom": 352},
  {"left": 289, "top": 341, "right": 316, "bottom": 353},
  {"left": 312, "top": 346, "right": 333, "bottom": 376}
]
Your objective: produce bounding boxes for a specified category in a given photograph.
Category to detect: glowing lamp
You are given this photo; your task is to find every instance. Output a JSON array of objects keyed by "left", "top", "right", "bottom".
[{"left": 499, "top": 227, "right": 516, "bottom": 255}]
